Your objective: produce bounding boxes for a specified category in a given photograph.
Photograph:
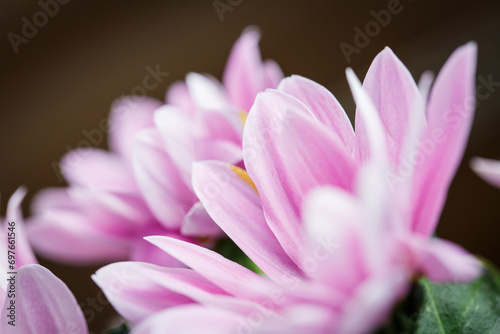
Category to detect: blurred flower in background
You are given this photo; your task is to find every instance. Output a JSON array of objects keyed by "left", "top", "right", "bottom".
[{"left": 26, "top": 28, "right": 282, "bottom": 267}]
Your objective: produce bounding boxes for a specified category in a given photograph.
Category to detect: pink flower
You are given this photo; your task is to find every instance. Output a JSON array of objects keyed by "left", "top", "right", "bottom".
[
  {"left": 239, "top": 42, "right": 481, "bottom": 282},
  {"left": 27, "top": 28, "right": 282, "bottom": 266},
  {"left": 93, "top": 44, "right": 481, "bottom": 333},
  {"left": 1, "top": 188, "right": 87, "bottom": 334},
  {"left": 471, "top": 157, "right": 500, "bottom": 188}
]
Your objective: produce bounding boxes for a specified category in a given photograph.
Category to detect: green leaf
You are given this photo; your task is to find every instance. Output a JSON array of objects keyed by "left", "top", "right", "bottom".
[
  {"left": 105, "top": 323, "right": 130, "bottom": 334},
  {"left": 213, "top": 237, "right": 263, "bottom": 274},
  {"left": 411, "top": 260, "right": 500, "bottom": 334}
]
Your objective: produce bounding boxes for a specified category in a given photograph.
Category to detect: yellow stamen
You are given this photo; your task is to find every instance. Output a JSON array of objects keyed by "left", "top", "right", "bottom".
[
  {"left": 229, "top": 165, "right": 258, "bottom": 194},
  {"left": 239, "top": 111, "right": 248, "bottom": 126}
]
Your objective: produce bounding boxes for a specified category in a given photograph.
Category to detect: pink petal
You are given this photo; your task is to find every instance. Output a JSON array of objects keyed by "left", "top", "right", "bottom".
[
  {"left": 27, "top": 219, "right": 130, "bottom": 264},
  {"left": 278, "top": 75, "right": 354, "bottom": 152},
  {"left": 192, "top": 161, "right": 303, "bottom": 283},
  {"left": 278, "top": 109, "right": 357, "bottom": 193},
  {"left": 356, "top": 47, "right": 422, "bottom": 166},
  {"left": 181, "top": 201, "right": 224, "bottom": 238},
  {"left": 471, "top": 157, "right": 500, "bottom": 188},
  {"left": 2, "top": 187, "right": 37, "bottom": 269},
  {"left": 195, "top": 139, "right": 243, "bottom": 166},
  {"left": 130, "top": 237, "right": 187, "bottom": 268},
  {"left": 417, "top": 238, "right": 482, "bottom": 282},
  {"left": 244, "top": 89, "right": 355, "bottom": 266},
  {"left": 263, "top": 59, "right": 285, "bottom": 89},
  {"left": 145, "top": 236, "right": 277, "bottom": 301},
  {"left": 131, "top": 305, "right": 240, "bottom": 334},
  {"left": 61, "top": 148, "right": 136, "bottom": 191},
  {"left": 28, "top": 189, "right": 132, "bottom": 264},
  {"left": 1, "top": 264, "right": 87, "bottom": 334},
  {"left": 411, "top": 43, "right": 477, "bottom": 235},
  {"left": 108, "top": 96, "right": 162, "bottom": 163},
  {"left": 197, "top": 110, "right": 242, "bottom": 144},
  {"left": 338, "top": 268, "right": 409, "bottom": 334},
  {"left": 165, "top": 81, "right": 196, "bottom": 117},
  {"left": 154, "top": 105, "right": 196, "bottom": 186},
  {"left": 223, "top": 27, "right": 281, "bottom": 111},
  {"left": 133, "top": 129, "right": 195, "bottom": 229},
  {"left": 302, "top": 187, "right": 373, "bottom": 290},
  {"left": 67, "top": 188, "right": 155, "bottom": 231},
  {"left": 93, "top": 262, "right": 233, "bottom": 324},
  {"left": 185, "top": 73, "right": 228, "bottom": 110},
  {"left": 346, "top": 68, "right": 388, "bottom": 166},
  {"left": 243, "top": 90, "right": 315, "bottom": 265},
  {"left": 30, "top": 187, "right": 153, "bottom": 247}
]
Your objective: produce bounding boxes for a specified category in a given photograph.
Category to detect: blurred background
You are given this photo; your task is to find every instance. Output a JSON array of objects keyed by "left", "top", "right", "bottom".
[{"left": 1, "top": 0, "right": 499, "bottom": 332}]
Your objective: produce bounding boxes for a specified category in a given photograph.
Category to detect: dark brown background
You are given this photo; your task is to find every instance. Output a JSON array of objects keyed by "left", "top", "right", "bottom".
[{"left": 1, "top": 0, "right": 499, "bottom": 332}]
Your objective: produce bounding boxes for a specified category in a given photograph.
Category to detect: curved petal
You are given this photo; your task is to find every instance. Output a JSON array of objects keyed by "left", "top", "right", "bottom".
[
  {"left": 61, "top": 148, "right": 136, "bottom": 191},
  {"left": 108, "top": 96, "right": 162, "bottom": 163},
  {"left": 145, "top": 236, "right": 277, "bottom": 301},
  {"left": 181, "top": 201, "right": 224, "bottom": 238},
  {"left": 93, "top": 262, "right": 234, "bottom": 324},
  {"left": 223, "top": 27, "right": 282, "bottom": 111},
  {"left": 165, "top": 81, "right": 196, "bottom": 116},
  {"left": 356, "top": 47, "right": 423, "bottom": 166},
  {"left": 193, "top": 161, "right": 302, "bottom": 283},
  {"left": 244, "top": 89, "right": 356, "bottom": 266},
  {"left": 186, "top": 73, "right": 228, "bottom": 111},
  {"left": 1, "top": 187, "right": 37, "bottom": 269},
  {"left": 197, "top": 110, "right": 242, "bottom": 144},
  {"left": 346, "top": 68, "right": 388, "bottom": 166},
  {"left": 1, "top": 264, "right": 87, "bottom": 334},
  {"left": 154, "top": 105, "right": 196, "bottom": 186},
  {"left": 27, "top": 219, "right": 130, "bottom": 264},
  {"left": 263, "top": 59, "right": 284, "bottom": 89},
  {"left": 416, "top": 238, "right": 482, "bottom": 282},
  {"left": 278, "top": 109, "right": 357, "bottom": 194},
  {"left": 133, "top": 128, "right": 195, "bottom": 229},
  {"left": 195, "top": 139, "right": 243, "bottom": 165},
  {"left": 131, "top": 305, "right": 240, "bottom": 334},
  {"left": 130, "top": 236, "right": 187, "bottom": 268},
  {"left": 411, "top": 42, "right": 477, "bottom": 235},
  {"left": 471, "top": 157, "right": 500, "bottom": 188},
  {"left": 278, "top": 75, "right": 354, "bottom": 152}
]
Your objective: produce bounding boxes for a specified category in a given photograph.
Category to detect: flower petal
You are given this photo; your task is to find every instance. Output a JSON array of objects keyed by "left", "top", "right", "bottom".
[
  {"left": 165, "top": 81, "right": 196, "bottom": 117},
  {"left": 108, "top": 96, "right": 162, "bottom": 162},
  {"left": 278, "top": 75, "right": 354, "bottom": 152},
  {"left": 192, "top": 161, "right": 302, "bottom": 283},
  {"left": 145, "top": 236, "right": 276, "bottom": 301},
  {"left": 131, "top": 305, "right": 240, "bottom": 334},
  {"left": 357, "top": 47, "right": 422, "bottom": 166},
  {"left": 61, "top": 148, "right": 136, "bottom": 191},
  {"left": 154, "top": 105, "right": 196, "bottom": 186},
  {"left": 27, "top": 219, "right": 130, "bottom": 264},
  {"left": 133, "top": 128, "right": 195, "bottom": 229},
  {"left": 2, "top": 187, "right": 37, "bottom": 269},
  {"left": 243, "top": 90, "right": 321, "bottom": 265},
  {"left": 346, "top": 68, "right": 388, "bottom": 166},
  {"left": 471, "top": 157, "right": 500, "bottom": 188},
  {"left": 417, "top": 238, "right": 482, "bottom": 282},
  {"left": 223, "top": 27, "right": 281, "bottom": 111},
  {"left": 186, "top": 73, "right": 228, "bottom": 111},
  {"left": 244, "top": 89, "right": 357, "bottom": 266},
  {"left": 93, "top": 262, "right": 240, "bottom": 324},
  {"left": 181, "top": 201, "right": 224, "bottom": 238},
  {"left": 263, "top": 59, "right": 285, "bottom": 89},
  {"left": 1, "top": 264, "right": 87, "bottom": 334},
  {"left": 411, "top": 42, "right": 477, "bottom": 235}
]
